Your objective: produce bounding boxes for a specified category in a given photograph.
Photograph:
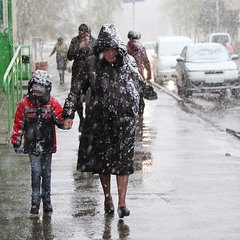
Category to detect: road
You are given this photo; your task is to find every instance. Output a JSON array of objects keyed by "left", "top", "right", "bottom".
[{"left": 1, "top": 59, "right": 240, "bottom": 239}]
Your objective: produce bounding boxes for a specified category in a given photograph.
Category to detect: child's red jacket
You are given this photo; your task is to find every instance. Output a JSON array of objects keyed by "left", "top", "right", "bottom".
[{"left": 11, "top": 96, "right": 64, "bottom": 155}]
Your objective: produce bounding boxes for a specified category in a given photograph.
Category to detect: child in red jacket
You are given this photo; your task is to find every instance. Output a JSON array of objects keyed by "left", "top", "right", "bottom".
[{"left": 11, "top": 70, "right": 67, "bottom": 215}]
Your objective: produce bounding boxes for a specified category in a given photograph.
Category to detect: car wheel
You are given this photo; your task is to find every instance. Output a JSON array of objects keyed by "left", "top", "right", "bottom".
[
  {"left": 177, "top": 85, "right": 186, "bottom": 97},
  {"left": 178, "top": 85, "right": 192, "bottom": 98},
  {"left": 158, "top": 79, "right": 164, "bottom": 85},
  {"left": 154, "top": 75, "right": 163, "bottom": 85},
  {"left": 186, "top": 89, "right": 192, "bottom": 98},
  {"left": 231, "top": 89, "right": 240, "bottom": 97}
]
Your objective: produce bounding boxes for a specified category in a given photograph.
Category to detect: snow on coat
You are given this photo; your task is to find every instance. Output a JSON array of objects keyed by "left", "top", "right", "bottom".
[
  {"left": 63, "top": 24, "right": 144, "bottom": 175},
  {"left": 11, "top": 97, "right": 64, "bottom": 155},
  {"left": 67, "top": 29, "right": 96, "bottom": 89}
]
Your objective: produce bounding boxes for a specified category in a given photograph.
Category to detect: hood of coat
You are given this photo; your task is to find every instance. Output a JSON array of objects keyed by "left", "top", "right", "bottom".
[{"left": 93, "top": 24, "right": 127, "bottom": 64}]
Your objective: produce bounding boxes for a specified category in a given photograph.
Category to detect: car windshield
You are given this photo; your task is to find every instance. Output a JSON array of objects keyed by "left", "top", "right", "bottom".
[
  {"left": 186, "top": 45, "right": 229, "bottom": 61},
  {"left": 158, "top": 40, "right": 191, "bottom": 56}
]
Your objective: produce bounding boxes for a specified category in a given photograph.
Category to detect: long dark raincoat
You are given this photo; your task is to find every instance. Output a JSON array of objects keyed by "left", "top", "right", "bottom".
[
  {"left": 67, "top": 26, "right": 96, "bottom": 90},
  {"left": 63, "top": 24, "right": 144, "bottom": 175}
]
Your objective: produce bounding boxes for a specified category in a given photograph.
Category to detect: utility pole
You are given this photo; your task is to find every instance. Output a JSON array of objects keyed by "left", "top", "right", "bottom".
[
  {"left": 122, "top": 0, "right": 145, "bottom": 30},
  {"left": 177, "top": 0, "right": 180, "bottom": 35},
  {"left": 216, "top": 0, "right": 219, "bottom": 31},
  {"left": 132, "top": 1, "right": 135, "bottom": 29}
]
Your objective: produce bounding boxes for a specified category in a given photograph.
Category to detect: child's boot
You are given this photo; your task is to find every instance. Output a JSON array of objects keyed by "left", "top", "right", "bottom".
[
  {"left": 43, "top": 202, "right": 53, "bottom": 212},
  {"left": 30, "top": 204, "right": 39, "bottom": 215}
]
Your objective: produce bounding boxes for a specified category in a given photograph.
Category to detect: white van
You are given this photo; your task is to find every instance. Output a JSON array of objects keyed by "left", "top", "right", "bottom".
[
  {"left": 207, "top": 32, "right": 231, "bottom": 45},
  {"left": 152, "top": 36, "right": 193, "bottom": 85},
  {"left": 206, "top": 32, "right": 235, "bottom": 54}
]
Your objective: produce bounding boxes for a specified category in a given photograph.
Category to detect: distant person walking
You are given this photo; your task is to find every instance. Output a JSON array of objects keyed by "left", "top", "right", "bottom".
[
  {"left": 63, "top": 24, "right": 144, "bottom": 218},
  {"left": 11, "top": 70, "right": 68, "bottom": 215},
  {"left": 127, "top": 30, "right": 152, "bottom": 116},
  {"left": 49, "top": 37, "right": 68, "bottom": 84},
  {"left": 67, "top": 23, "right": 96, "bottom": 132}
]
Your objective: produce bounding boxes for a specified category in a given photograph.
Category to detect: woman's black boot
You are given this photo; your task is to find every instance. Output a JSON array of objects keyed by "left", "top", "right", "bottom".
[{"left": 118, "top": 206, "right": 130, "bottom": 218}]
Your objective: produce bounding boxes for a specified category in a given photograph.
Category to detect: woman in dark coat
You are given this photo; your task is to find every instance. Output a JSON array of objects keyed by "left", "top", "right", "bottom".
[
  {"left": 67, "top": 23, "right": 96, "bottom": 132},
  {"left": 63, "top": 24, "right": 144, "bottom": 218}
]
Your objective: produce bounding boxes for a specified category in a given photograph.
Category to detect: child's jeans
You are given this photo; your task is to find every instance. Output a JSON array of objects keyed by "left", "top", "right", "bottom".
[{"left": 29, "top": 153, "right": 52, "bottom": 206}]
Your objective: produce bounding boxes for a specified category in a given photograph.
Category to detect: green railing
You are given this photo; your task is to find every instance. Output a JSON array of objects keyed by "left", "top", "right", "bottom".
[{"left": 3, "top": 45, "right": 31, "bottom": 135}]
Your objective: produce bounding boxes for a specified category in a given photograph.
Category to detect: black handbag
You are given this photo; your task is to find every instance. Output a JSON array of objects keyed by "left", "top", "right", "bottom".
[{"left": 143, "top": 84, "right": 158, "bottom": 100}]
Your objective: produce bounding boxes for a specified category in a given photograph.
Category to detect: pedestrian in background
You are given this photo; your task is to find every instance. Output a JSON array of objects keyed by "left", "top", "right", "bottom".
[
  {"left": 63, "top": 24, "right": 144, "bottom": 218},
  {"left": 49, "top": 37, "right": 68, "bottom": 84},
  {"left": 67, "top": 23, "right": 96, "bottom": 132},
  {"left": 11, "top": 70, "right": 68, "bottom": 215},
  {"left": 127, "top": 30, "right": 152, "bottom": 116}
]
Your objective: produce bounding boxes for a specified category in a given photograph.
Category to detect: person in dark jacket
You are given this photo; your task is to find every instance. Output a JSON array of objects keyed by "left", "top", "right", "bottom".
[
  {"left": 11, "top": 70, "right": 67, "bottom": 215},
  {"left": 127, "top": 30, "right": 152, "bottom": 116},
  {"left": 67, "top": 23, "right": 96, "bottom": 132},
  {"left": 63, "top": 24, "right": 144, "bottom": 218}
]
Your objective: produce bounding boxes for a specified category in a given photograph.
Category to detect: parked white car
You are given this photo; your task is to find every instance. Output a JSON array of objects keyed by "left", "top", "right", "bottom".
[
  {"left": 176, "top": 42, "right": 240, "bottom": 97},
  {"left": 152, "top": 36, "right": 193, "bottom": 85}
]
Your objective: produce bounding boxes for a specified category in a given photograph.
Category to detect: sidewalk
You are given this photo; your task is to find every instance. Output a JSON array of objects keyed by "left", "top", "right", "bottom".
[{"left": 1, "top": 59, "right": 240, "bottom": 239}]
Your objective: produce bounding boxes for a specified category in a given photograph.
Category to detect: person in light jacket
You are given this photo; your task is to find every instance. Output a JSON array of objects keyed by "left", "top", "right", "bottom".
[{"left": 49, "top": 37, "right": 68, "bottom": 84}]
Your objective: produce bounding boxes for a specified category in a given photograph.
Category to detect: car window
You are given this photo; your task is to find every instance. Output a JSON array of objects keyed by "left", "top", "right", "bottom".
[
  {"left": 186, "top": 46, "right": 229, "bottom": 61},
  {"left": 180, "top": 47, "right": 187, "bottom": 58}
]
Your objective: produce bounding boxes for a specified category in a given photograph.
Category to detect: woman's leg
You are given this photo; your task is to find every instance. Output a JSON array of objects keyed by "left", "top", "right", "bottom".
[
  {"left": 116, "top": 175, "right": 130, "bottom": 218},
  {"left": 99, "top": 174, "right": 114, "bottom": 214},
  {"left": 62, "top": 70, "right": 65, "bottom": 83},
  {"left": 116, "top": 175, "right": 129, "bottom": 207},
  {"left": 99, "top": 174, "right": 113, "bottom": 204},
  {"left": 59, "top": 70, "right": 63, "bottom": 84}
]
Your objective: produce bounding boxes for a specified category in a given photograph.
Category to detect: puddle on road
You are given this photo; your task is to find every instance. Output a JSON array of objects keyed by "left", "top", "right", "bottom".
[{"left": 134, "top": 116, "right": 157, "bottom": 171}]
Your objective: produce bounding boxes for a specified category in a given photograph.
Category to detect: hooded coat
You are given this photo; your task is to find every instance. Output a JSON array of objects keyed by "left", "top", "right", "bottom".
[{"left": 63, "top": 24, "right": 144, "bottom": 175}]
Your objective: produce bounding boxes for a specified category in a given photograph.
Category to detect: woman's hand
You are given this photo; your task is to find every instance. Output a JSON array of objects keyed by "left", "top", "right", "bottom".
[
  {"left": 64, "top": 119, "right": 73, "bottom": 129},
  {"left": 79, "top": 34, "right": 90, "bottom": 49}
]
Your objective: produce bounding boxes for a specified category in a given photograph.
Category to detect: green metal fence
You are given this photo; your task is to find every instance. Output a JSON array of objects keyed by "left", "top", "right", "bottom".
[{"left": 3, "top": 45, "right": 31, "bottom": 136}]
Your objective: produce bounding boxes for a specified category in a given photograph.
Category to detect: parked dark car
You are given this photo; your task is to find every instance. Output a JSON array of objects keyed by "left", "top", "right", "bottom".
[{"left": 176, "top": 42, "right": 240, "bottom": 97}]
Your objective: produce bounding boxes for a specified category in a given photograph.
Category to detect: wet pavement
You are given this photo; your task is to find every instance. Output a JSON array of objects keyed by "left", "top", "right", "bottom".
[{"left": 1, "top": 60, "right": 240, "bottom": 239}]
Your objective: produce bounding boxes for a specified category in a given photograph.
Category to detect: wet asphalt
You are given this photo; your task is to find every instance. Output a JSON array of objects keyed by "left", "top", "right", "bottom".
[{"left": 1, "top": 61, "right": 240, "bottom": 239}]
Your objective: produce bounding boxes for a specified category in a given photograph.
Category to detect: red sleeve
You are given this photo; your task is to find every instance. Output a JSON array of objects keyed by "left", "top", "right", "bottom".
[
  {"left": 51, "top": 97, "right": 64, "bottom": 127},
  {"left": 11, "top": 99, "right": 26, "bottom": 146}
]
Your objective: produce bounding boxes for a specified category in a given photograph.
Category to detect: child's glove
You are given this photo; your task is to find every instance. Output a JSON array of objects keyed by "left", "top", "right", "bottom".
[{"left": 13, "top": 145, "right": 23, "bottom": 154}]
